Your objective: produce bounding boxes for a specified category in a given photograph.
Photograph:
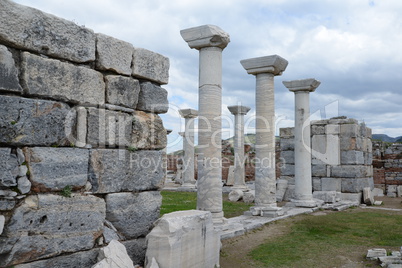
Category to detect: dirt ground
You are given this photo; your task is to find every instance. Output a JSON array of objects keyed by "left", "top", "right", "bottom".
[{"left": 220, "top": 196, "right": 402, "bottom": 268}]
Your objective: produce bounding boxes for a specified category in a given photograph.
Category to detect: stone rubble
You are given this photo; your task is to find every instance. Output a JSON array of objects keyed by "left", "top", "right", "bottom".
[
  {"left": 367, "top": 248, "right": 402, "bottom": 267},
  {"left": 92, "top": 240, "right": 135, "bottom": 268}
]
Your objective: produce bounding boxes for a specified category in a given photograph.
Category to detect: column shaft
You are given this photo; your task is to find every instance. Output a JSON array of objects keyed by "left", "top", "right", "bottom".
[
  {"left": 182, "top": 117, "right": 196, "bottom": 187},
  {"left": 255, "top": 73, "right": 276, "bottom": 207},
  {"left": 294, "top": 91, "right": 313, "bottom": 200}
]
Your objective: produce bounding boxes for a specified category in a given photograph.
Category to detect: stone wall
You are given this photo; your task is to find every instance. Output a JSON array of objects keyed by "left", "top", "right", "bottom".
[
  {"left": 279, "top": 117, "right": 374, "bottom": 200},
  {"left": 0, "top": 1, "right": 169, "bottom": 266},
  {"left": 372, "top": 142, "right": 402, "bottom": 196}
]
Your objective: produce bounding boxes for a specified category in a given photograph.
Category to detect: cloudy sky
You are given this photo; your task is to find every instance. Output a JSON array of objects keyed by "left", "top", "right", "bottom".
[{"left": 14, "top": 0, "right": 402, "bottom": 152}]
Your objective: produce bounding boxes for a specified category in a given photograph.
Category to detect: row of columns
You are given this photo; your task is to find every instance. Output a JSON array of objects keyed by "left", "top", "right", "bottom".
[{"left": 180, "top": 24, "right": 321, "bottom": 222}]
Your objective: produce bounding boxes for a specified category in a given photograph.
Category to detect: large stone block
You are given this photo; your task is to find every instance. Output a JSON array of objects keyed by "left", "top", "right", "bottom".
[
  {"left": 312, "top": 134, "right": 340, "bottom": 165},
  {"left": 93, "top": 240, "right": 134, "bottom": 268},
  {"left": 279, "top": 127, "right": 294, "bottom": 138},
  {"left": 0, "top": 148, "right": 19, "bottom": 187},
  {"left": 105, "top": 191, "right": 162, "bottom": 239},
  {"left": 0, "top": 0, "right": 95, "bottom": 62},
  {"left": 340, "top": 123, "right": 360, "bottom": 138},
  {"left": 137, "top": 82, "right": 169, "bottom": 114},
  {"left": 321, "top": 177, "right": 341, "bottom": 191},
  {"left": 132, "top": 47, "right": 169, "bottom": 85},
  {"left": 21, "top": 52, "right": 105, "bottom": 105},
  {"left": 105, "top": 75, "right": 140, "bottom": 109},
  {"left": 280, "top": 138, "right": 294, "bottom": 151},
  {"left": 14, "top": 249, "right": 99, "bottom": 268},
  {"left": 121, "top": 238, "right": 147, "bottom": 266},
  {"left": 24, "top": 147, "right": 89, "bottom": 192},
  {"left": 0, "top": 95, "right": 75, "bottom": 146},
  {"left": 0, "top": 194, "right": 105, "bottom": 266},
  {"left": 145, "top": 210, "right": 220, "bottom": 268},
  {"left": 87, "top": 108, "right": 132, "bottom": 147},
  {"left": 131, "top": 111, "right": 167, "bottom": 150},
  {"left": 341, "top": 150, "right": 365, "bottom": 165},
  {"left": 331, "top": 165, "right": 372, "bottom": 178},
  {"left": 313, "top": 191, "right": 337, "bottom": 203},
  {"left": 0, "top": 45, "right": 22, "bottom": 93},
  {"left": 280, "top": 163, "right": 295, "bottom": 176},
  {"left": 340, "top": 137, "right": 363, "bottom": 151},
  {"left": 281, "top": 150, "right": 294, "bottom": 164},
  {"left": 96, "top": 33, "right": 133, "bottom": 75},
  {"left": 341, "top": 177, "right": 374, "bottom": 193},
  {"left": 311, "top": 125, "right": 325, "bottom": 135},
  {"left": 89, "top": 149, "right": 165, "bottom": 193},
  {"left": 312, "top": 164, "right": 327, "bottom": 177}
]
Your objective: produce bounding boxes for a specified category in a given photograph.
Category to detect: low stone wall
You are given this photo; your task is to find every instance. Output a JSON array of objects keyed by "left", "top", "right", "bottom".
[
  {"left": 0, "top": 1, "right": 169, "bottom": 266},
  {"left": 279, "top": 117, "right": 374, "bottom": 200}
]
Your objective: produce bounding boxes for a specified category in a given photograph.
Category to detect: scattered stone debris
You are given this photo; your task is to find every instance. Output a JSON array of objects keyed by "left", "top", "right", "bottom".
[
  {"left": 92, "top": 240, "right": 134, "bottom": 268},
  {"left": 367, "top": 248, "right": 402, "bottom": 267}
]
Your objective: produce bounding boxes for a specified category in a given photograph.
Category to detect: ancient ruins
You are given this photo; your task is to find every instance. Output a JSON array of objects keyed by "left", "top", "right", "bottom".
[{"left": 0, "top": 1, "right": 400, "bottom": 267}]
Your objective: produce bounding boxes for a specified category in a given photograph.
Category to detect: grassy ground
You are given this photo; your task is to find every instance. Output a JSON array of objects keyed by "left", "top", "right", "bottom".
[
  {"left": 160, "top": 191, "right": 402, "bottom": 267},
  {"left": 160, "top": 191, "right": 253, "bottom": 218}
]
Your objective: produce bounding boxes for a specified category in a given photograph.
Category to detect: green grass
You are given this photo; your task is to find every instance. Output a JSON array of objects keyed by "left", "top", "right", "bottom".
[
  {"left": 160, "top": 191, "right": 253, "bottom": 218},
  {"left": 249, "top": 210, "right": 402, "bottom": 267}
]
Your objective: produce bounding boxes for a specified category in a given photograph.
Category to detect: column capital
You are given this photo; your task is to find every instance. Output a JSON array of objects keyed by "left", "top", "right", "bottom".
[
  {"left": 180, "top": 24, "right": 230, "bottom": 50},
  {"left": 283, "top": 78, "right": 321, "bottom": 93},
  {"left": 240, "top": 55, "right": 288, "bottom": 76},
  {"left": 227, "top": 105, "right": 251, "bottom": 115},
  {"left": 179, "top": 108, "right": 198, "bottom": 118}
]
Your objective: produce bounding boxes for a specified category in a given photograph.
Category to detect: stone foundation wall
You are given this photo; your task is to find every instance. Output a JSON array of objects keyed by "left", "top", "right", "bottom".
[
  {"left": 279, "top": 117, "right": 374, "bottom": 200},
  {"left": 0, "top": 1, "right": 169, "bottom": 266},
  {"left": 372, "top": 142, "right": 402, "bottom": 195}
]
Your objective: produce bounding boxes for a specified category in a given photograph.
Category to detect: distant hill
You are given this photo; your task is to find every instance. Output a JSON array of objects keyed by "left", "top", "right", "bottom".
[{"left": 372, "top": 134, "right": 402, "bottom": 143}]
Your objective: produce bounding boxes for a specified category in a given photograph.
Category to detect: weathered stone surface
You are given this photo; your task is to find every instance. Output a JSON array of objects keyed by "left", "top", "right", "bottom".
[
  {"left": 145, "top": 210, "right": 220, "bottom": 268},
  {"left": 312, "top": 164, "right": 327, "bottom": 177},
  {"left": 14, "top": 249, "right": 99, "bottom": 268},
  {"left": 105, "top": 75, "right": 140, "bottom": 109},
  {"left": 367, "top": 248, "right": 387, "bottom": 260},
  {"left": 325, "top": 124, "right": 340, "bottom": 135},
  {"left": 226, "top": 165, "right": 235, "bottom": 186},
  {"left": 341, "top": 150, "right": 364, "bottom": 165},
  {"left": 280, "top": 138, "right": 294, "bottom": 151},
  {"left": 92, "top": 240, "right": 134, "bottom": 268},
  {"left": 283, "top": 184, "right": 296, "bottom": 201},
  {"left": 243, "top": 190, "right": 255, "bottom": 203},
  {"left": 0, "top": 198, "right": 16, "bottom": 210},
  {"left": 331, "top": 165, "right": 372, "bottom": 178},
  {"left": 321, "top": 177, "right": 341, "bottom": 192},
  {"left": 341, "top": 192, "right": 362, "bottom": 203},
  {"left": 229, "top": 189, "right": 243, "bottom": 201},
  {"left": 311, "top": 125, "right": 325, "bottom": 135},
  {"left": 313, "top": 177, "right": 322, "bottom": 191},
  {"left": 0, "top": 148, "right": 19, "bottom": 187},
  {"left": 372, "top": 187, "right": 384, "bottom": 197},
  {"left": 397, "top": 186, "right": 402, "bottom": 197},
  {"left": 137, "top": 82, "right": 169, "bottom": 114},
  {"left": 132, "top": 47, "right": 169, "bottom": 85},
  {"left": 121, "top": 238, "right": 147, "bottom": 266},
  {"left": 0, "top": 95, "right": 75, "bottom": 146},
  {"left": 276, "top": 179, "right": 288, "bottom": 202},
  {"left": 131, "top": 111, "right": 167, "bottom": 150},
  {"left": 363, "top": 187, "right": 374, "bottom": 205},
  {"left": 0, "top": 215, "right": 4, "bottom": 235},
  {"left": 87, "top": 108, "right": 132, "bottom": 147},
  {"left": 24, "top": 147, "right": 89, "bottom": 192},
  {"left": 279, "top": 127, "right": 294, "bottom": 138},
  {"left": 280, "top": 163, "right": 295, "bottom": 176},
  {"left": 106, "top": 191, "right": 162, "bottom": 239},
  {"left": 311, "top": 134, "right": 340, "bottom": 165},
  {"left": 21, "top": 52, "right": 104, "bottom": 105},
  {"left": 313, "top": 191, "right": 337, "bottom": 203},
  {"left": 0, "top": 194, "right": 105, "bottom": 266},
  {"left": 17, "top": 176, "right": 31, "bottom": 194},
  {"left": 76, "top": 107, "right": 88, "bottom": 148},
  {"left": 341, "top": 178, "right": 374, "bottom": 193},
  {"left": 0, "top": 44, "right": 22, "bottom": 93},
  {"left": 96, "top": 33, "right": 133, "bottom": 75},
  {"left": 0, "top": 0, "right": 95, "bottom": 62},
  {"left": 89, "top": 149, "right": 165, "bottom": 193},
  {"left": 281, "top": 150, "right": 294, "bottom": 164}
]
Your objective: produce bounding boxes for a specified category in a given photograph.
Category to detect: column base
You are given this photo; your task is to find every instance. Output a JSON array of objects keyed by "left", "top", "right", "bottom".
[
  {"left": 231, "top": 185, "right": 249, "bottom": 191},
  {"left": 211, "top": 211, "right": 226, "bottom": 225},
  {"left": 291, "top": 198, "right": 324, "bottom": 208},
  {"left": 244, "top": 205, "right": 285, "bottom": 218}
]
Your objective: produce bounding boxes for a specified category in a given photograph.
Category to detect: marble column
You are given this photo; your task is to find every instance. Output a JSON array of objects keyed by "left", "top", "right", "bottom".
[
  {"left": 228, "top": 105, "right": 250, "bottom": 191},
  {"left": 181, "top": 25, "right": 230, "bottom": 224},
  {"left": 241, "top": 55, "right": 288, "bottom": 217},
  {"left": 283, "top": 78, "right": 322, "bottom": 207},
  {"left": 179, "top": 109, "right": 198, "bottom": 189}
]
